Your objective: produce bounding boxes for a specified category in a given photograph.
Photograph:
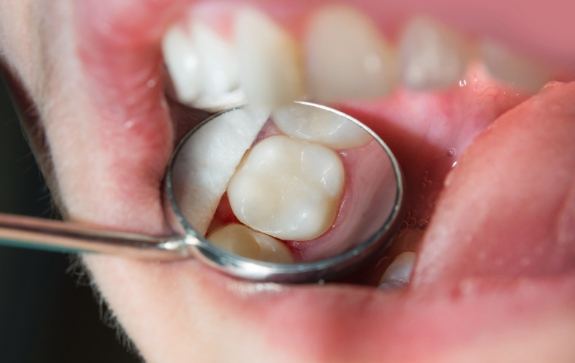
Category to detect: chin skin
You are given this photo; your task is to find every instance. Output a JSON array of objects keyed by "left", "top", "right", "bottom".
[{"left": 1, "top": 0, "right": 575, "bottom": 362}]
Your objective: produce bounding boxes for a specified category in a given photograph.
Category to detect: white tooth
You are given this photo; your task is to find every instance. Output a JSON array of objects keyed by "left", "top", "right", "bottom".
[
  {"left": 208, "top": 223, "right": 293, "bottom": 263},
  {"left": 228, "top": 135, "right": 345, "bottom": 241},
  {"left": 193, "top": 22, "right": 238, "bottom": 95},
  {"left": 191, "top": 22, "right": 246, "bottom": 110},
  {"left": 189, "top": 88, "right": 246, "bottom": 112},
  {"left": 305, "top": 6, "right": 396, "bottom": 102},
  {"left": 172, "top": 108, "right": 269, "bottom": 235},
  {"left": 235, "top": 8, "right": 305, "bottom": 110},
  {"left": 379, "top": 251, "right": 416, "bottom": 289},
  {"left": 161, "top": 25, "right": 201, "bottom": 103},
  {"left": 399, "top": 17, "right": 470, "bottom": 90},
  {"left": 273, "top": 103, "right": 371, "bottom": 149},
  {"left": 480, "top": 40, "right": 552, "bottom": 92}
]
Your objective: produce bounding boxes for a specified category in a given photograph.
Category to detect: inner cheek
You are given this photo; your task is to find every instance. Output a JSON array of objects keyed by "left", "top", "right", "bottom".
[
  {"left": 47, "top": 97, "right": 171, "bottom": 230},
  {"left": 339, "top": 79, "right": 527, "bottom": 227},
  {"left": 56, "top": 41, "right": 173, "bottom": 231},
  {"left": 196, "top": 81, "right": 514, "bottom": 268}
]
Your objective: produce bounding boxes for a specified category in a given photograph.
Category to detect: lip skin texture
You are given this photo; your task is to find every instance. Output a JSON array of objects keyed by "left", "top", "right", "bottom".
[{"left": 0, "top": 0, "right": 574, "bottom": 362}]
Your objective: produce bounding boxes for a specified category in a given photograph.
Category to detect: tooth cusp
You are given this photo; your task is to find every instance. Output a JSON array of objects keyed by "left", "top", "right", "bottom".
[{"left": 228, "top": 135, "right": 345, "bottom": 241}]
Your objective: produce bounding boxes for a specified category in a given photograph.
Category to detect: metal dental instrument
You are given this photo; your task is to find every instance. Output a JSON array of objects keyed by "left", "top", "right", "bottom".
[{"left": 0, "top": 102, "right": 403, "bottom": 283}]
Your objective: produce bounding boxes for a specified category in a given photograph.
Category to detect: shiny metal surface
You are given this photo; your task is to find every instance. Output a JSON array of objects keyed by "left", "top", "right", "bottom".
[
  {"left": 0, "top": 213, "right": 189, "bottom": 260},
  {"left": 165, "top": 101, "right": 404, "bottom": 282},
  {"left": 0, "top": 101, "right": 403, "bottom": 283}
]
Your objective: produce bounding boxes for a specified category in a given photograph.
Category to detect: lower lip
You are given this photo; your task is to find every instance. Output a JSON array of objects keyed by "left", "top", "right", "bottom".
[{"left": 168, "top": 259, "right": 575, "bottom": 361}]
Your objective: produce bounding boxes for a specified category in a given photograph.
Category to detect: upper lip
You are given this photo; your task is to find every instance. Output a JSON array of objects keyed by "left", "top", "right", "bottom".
[{"left": 73, "top": 0, "right": 575, "bottom": 361}]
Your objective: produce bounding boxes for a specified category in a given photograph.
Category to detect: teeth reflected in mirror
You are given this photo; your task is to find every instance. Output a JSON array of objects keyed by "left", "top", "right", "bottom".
[
  {"left": 227, "top": 135, "right": 345, "bottom": 241},
  {"left": 208, "top": 224, "right": 294, "bottom": 263},
  {"left": 170, "top": 103, "right": 401, "bottom": 265},
  {"left": 273, "top": 103, "right": 372, "bottom": 149},
  {"left": 171, "top": 108, "right": 269, "bottom": 235}
]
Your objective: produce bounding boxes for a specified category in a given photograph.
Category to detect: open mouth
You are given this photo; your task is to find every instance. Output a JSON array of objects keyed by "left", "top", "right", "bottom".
[{"left": 67, "top": 0, "right": 575, "bottom": 361}]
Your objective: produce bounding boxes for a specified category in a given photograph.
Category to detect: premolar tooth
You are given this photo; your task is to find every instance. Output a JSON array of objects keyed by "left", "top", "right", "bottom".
[
  {"left": 161, "top": 25, "right": 201, "bottom": 103},
  {"left": 235, "top": 8, "right": 305, "bottom": 110},
  {"left": 193, "top": 22, "right": 238, "bottom": 95},
  {"left": 273, "top": 103, "right": 371, "bottom": 149},
  {"left": 399, "top": 17, "right": 469, "bottom": 90},
  {"left": 191, "top": 22, "right": 246, "bottom": 109},
  {"left": 480, "top": 40, "right": 552, "bottom": 92},
  {"left": 208, "top": 224, "right": 293, "bottom": 263},
  {"left": 379, "top": 252, "right": 416, "bottom": 289},
  {"left": 305, "top": 6, "right": 396, "bottom": 101},
  {"left": 228, "top": 135, "right": 345, "bottom": 241}
]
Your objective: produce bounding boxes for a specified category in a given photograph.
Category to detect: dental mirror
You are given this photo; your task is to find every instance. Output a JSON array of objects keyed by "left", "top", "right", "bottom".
[{"left": 0, "top": 101, "right": 403, "bottom": 283}]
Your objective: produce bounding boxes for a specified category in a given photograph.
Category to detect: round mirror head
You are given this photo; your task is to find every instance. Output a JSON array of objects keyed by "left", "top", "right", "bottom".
[{"left": 165, "top": 102, "right": 403, "bottom": 282}]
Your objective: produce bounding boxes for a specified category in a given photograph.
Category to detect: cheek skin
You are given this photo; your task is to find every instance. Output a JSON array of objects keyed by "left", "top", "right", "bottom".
[
  {"left": 36, "top": 0, "right": 172, "bottom": 229},
  {"left": 5, "top": 2, "right": 284, "bottom": 361},
  {"left": 2, "top": 1, "right": 575, "bottom": 363}
]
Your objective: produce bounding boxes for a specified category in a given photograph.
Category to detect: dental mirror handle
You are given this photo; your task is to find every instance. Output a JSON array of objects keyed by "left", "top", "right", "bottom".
[{"left": 0, "top": 213, "right": 190, "bottom": 261}]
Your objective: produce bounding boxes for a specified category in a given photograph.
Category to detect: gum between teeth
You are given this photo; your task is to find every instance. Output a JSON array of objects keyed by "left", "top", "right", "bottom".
[{"left": 162, "top": 5, "right": 555, "bottom": 110}]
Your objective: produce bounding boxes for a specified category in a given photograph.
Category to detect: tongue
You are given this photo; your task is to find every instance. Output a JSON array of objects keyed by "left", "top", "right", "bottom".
[{"left": 413, "top": 81, "right": 575, "bottom": 286}]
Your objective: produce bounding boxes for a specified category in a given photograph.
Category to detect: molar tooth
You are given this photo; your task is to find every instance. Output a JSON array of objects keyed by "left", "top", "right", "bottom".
[
  {"left": 273, "top": 103, "right": 371, "bottom": 149},
  {"left": 305, "top": 6, "right": 396, "bottom": 101},
  {"left": 208, "top": 224, "right": 293, "bottom": 263},
  {"left": 399, "top": 17, "right": 469, "bottom": 90},
  {"left": 161, "top": 25, "right": 201, "bottom": 104},
  {"left": 480, "top": 40, "right": 552, "bottom": 92},
  {"left": 379, "top": 251, "right": 416, "bottom": 289},
  {"left": 228, "top": 135, "right": 345, "bottom": 241},
  {"left": 235, "top": 8, "right": 305, "bottom": 110}
]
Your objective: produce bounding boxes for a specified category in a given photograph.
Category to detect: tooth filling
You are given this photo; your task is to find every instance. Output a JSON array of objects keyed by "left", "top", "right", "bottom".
[
  {"left": 163, "top": 5, "right": 564, "bottom": 271},
  {"left": 287, "top": 138, "right": 397, "bottom": 261},
  {"left": 227, "top": 135, "right": 345, "bottom": 241},
  {"left": 199, "top": 111, "right": 398, "bottom": 265},
  {"left": 174, "top": 105, "right": 393, "bottom": 264}
]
